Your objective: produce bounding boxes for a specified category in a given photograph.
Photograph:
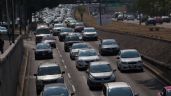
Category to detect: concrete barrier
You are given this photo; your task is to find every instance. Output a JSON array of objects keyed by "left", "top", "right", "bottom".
[{"left": 0, "top": 35, "right": 24, "bottom": 96}]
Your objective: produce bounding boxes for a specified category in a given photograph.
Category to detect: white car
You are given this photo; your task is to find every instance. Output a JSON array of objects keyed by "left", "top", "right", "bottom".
[
  {"left": 0, "top": 26, "right": 8, "bottom": 34},
  {"left": 117, "top": 49, "right": 143, "bottom": 72},
  {"left": 82, "top": 27, "right": 98, "bottom": 41}
]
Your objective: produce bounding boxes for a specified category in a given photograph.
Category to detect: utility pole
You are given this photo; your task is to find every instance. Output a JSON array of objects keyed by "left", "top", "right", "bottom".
[
  {"left": 5, "top": 0, "right": 11, "bottom": 43},
  {"left": 11, "top": 0, "right": 15, "bottom": 43},
  {"left": 99, "top": 0, "right": 102, "bottom": 25}
]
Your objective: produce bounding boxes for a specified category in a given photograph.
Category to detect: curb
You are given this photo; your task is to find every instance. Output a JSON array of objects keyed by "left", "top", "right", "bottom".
[{"left": 17, "top": 48, "right": 29, "bottom": 96}]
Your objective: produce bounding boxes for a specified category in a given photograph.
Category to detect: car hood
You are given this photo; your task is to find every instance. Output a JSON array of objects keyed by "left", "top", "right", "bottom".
[
  {"left": 37, "top": 74, "right": 62, "bottom": 81},
  {"left": 36, "top": 49, "right": 51, "bottom": 52},
  {"left": 102, "top": 45, "right": 119, "bottom": 48},
  {"left": 121, "top": 57, "right": 142, "bottom": 62},
  {"left": 90, "top": 72, "right": 113, "bottom": 78},
  {"left": 43, "top": 40, "right": 55, "bottom": 43},
  {"left": 36, "top": 34, "right": 51, "bottom": 37},
  {"left": 78, "top": 56, "right": 100, "bottom": 61},
  {"left": 84, "top": 32, "right": 97, "bottom": 35},
  {"left": 65, "top": 41, "right": 81, "bottom": 44},
  {"left": 60, "top": 32, "right": 69, "bottom": 35}
]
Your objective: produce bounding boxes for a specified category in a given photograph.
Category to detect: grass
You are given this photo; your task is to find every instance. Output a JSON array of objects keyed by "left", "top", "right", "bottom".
[{"left": 75, "top": 8, "right": 171, "bottom": 42}]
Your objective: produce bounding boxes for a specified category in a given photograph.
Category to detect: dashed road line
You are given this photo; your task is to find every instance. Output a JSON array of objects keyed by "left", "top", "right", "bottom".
[
  {"left": 62, "top": 59, "right": 65, "bottom": 63},
  {"left": 72, "top": 85, "right": 76, "bottom": 93},
  {"left": 64, "top": 65, "right": 67, "bottom": 69},
  {"left": 67, "top": 73, "right": 71, "bottom": 79}
]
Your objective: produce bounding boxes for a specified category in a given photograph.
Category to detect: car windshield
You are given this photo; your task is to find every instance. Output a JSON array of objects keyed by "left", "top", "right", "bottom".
[
  {"left": 90, "top": 64, "right": 112, "bottom": 73},
  {"left": 79, "top": 50, "right": 97, "bottom": 56},
  {"left": 36, "top": 44, "right": 51, "bottom": 49},
  {"left": 108, "top": 87, "right": 134, "bottom": 96},
  {"left": 72, "top": 44, "right": 88, "bottom": 49},
  {"left": 44, "top": 87, "right": 69, "bottom": 96},
  {"left": 65, "top": 36, "right": 80, "bottom": 41},
  {"left": 38, "top": 66, "right": 61, "bottom": 76},
  {"left": 36, "top": 28, "right": 50, "bottom": 34},
  {"left": 54, "top": 24, "right": 64, "bottom": 27},
  {"left": 121, "top": 51, "right": 140, "bottom": 58},
  {"left": 0, "top": 27, "right": 7, "bottom": 30},
  {"left": 43, "top": 36, "right": 55, "bottom": 40},
  {"left": 61, "top": 28, "right": 72, "bottom": 32},
  {"left": 167, "top": 91, "right": 171, "bottom": 96},
  {"left": 84, "top": 28, "right": 95, "bottom": 32},
  {"left": 102, "top": 41, "right": 116, "bottom": 45}
]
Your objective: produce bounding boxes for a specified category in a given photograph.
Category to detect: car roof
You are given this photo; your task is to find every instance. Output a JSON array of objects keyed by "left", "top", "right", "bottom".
[
  {"left": 165, "top": 86, "right": 171, "bottom": 91},
  {"left": 36, "top": 42, "right": 49, "bottom": 46},
  {"left": 120, "top": 49, "right": 138, "bottom": 53},
  {"left": 44, "top": 83, "right": 67, "bottom": 91},
  {"left": 79, "top": 48, "right": 96, "bottom": 52},
  {"left": 105, "top": 82, "right": 130, "bottom": 89},
  {"left": 102, "top": 39, "right": 116, "bottom": 42},
  {"left": 84, "top": 27, "right": 95, "bottom": 29},
  {"left": 73, "top": 42, "right": 87, "bottom": 46},
  {"left": 39, "top": 63, "right": 58, "bottom": 68},
  {"left": 90, "top": 61, "right": 110, "bottom": 66}
]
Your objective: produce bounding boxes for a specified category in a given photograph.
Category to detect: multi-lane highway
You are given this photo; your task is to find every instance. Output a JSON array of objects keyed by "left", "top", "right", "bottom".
[{"left": 23, "top": 30, "right": 166, "bottom": 96}]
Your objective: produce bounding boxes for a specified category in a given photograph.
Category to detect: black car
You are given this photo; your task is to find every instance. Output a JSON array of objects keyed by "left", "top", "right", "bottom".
[
  {"left": 59, "top": 28, "right": 73, "bottom": 41},
  {"left": 99, "top": 39, "right": 120, "bottom": 55},
  {"left": 162, "top": 16, "right": 171, "bottom": 23},
  {"left": 34, "top": 63, "right": 65, "bottom": 94},
  {"left": 34, "top": 43, "right": 53, "bottom": 60},
  {"left": 145, "top": 18, "right": 156, "bottom": 25},
  {"left": 41, "top": 83, "right": 74, "bottom": 96},
  {"left": 64, "top": 34, "right": 81, "bottom": 52}
]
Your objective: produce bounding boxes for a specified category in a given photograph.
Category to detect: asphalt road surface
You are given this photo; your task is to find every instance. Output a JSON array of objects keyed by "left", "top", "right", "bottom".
[{"left": 23, "top": 31, "right": 166, "bottom": 96}]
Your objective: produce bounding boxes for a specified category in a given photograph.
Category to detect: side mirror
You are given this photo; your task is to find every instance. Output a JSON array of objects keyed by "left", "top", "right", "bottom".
[
  {"left": 116, "top": 56, "right": 120, "bottom": 59},
  {"left": 113, "top": 69, "right": 116, "bottom": 72},
  {"left": 34, "top": 74, "right": 37, "bottom": 76},
  {"left": 33, "top": 48, "right": 35, "bottom": 50},
  {"left": 134, "top": 93, "right": 139, "bottom": 96},
  {"left": 86, "top": 70, "right": 89, "bottom": 73},
  {"left": 71, "top": 92, "right": 75, "bottom": 96},
  {"left": 62, "top": 70, "right": 65, "bottom": 74}
]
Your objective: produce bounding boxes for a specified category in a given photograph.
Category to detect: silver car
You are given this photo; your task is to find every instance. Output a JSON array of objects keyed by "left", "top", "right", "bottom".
[
  {"left": 117, "top": 49, "right": 143, "bottom": 72},
  {"left": 34, "top": 63, "right": 65, "bottom": 94},
  {"left": 76, "top": 49, "right": 100, "bottom": 70},
  {"left": 103, "top": 82, "right": 139, "bottom": 96},
  {"left": 87, "top": 61, "right": 116, "bottom": 90},
  {"left": 82, "top": 27, "right": 98, "bottom": 41},
  {"left": 70, "top": 43, "right": 90, "bottom": 60}
]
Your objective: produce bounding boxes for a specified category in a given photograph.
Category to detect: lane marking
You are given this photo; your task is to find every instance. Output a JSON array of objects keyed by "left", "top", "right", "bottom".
[
  {"left": 72, "top": 85, "right": 76, "bottom": 93},
  {"left": 62, "top": 59, "right": 64, "bottom": 63},
  {"left": 60, "top": 54, "right": 62, "bottom": 58},
  {"left": 67, "top": 73, "right": 71, "bottom": 79},
  {"left": 64, "top": 65, "right": 67, "bottom": 69}
]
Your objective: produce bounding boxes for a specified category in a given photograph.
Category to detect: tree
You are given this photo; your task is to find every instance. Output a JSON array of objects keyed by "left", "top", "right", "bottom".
[{"left": 77, "top": 5, "right": 86, "bottom": 21}]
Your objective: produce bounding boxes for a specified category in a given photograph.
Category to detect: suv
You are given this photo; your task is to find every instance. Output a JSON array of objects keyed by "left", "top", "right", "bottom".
[
  {"left": 82, "top": 27, "right": 98, "bottom": 41},
  {"left": 87, "top": 61, "right": 116, "bottom": 90},
  {"left": 117, "top": 49, "right": 143, "bottom": 72}
]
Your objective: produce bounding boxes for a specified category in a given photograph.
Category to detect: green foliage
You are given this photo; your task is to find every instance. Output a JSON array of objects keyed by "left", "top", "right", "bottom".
[{"left": 77, "top": 5, "right": 86, "bottom": 21}]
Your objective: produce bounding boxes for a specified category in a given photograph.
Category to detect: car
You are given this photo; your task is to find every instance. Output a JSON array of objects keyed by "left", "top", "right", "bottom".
[
  {"left": 155, "top": 16, "right": 163, "bottom": 24},
  {"left": 34, "top": 63, "right": 65, "bottom": 94},
  {"left": 126, "top": 15, "right": 135, "bottom": 20},
  {"left": 87, "top": 61, "right": 116, "bottom": 89},
  {"left": 35, "top": 25, "right": 52, "bottom": 44},
  {"left": 64, "top": 34, "right": 81, "bottom": 52},
  {"left": 103, "top": 82, "right": 139, "bottom": 96},
  {"left": 70, "top": 43, "right": 90, "bottom": 60},
  {"left": 158, "top": 86, "right": 171, "bottom": 96},
  {"left": 76, "top": 49, "right": 100, "bottom": 70},
  {"left": 99, "top": 39, "right": 120, "bottom": 55},
  {"left": 145, "top": 17, "right": 156, "bottom": 25},
  {"left": 117, "top": 49, "right": 143, "bottom": 72},
  {"left": 117, "top": 14, "right": 124, "bottom": 21},
  {"left": 41, "top": 83, "right": 74, "bottom": 96},
  {"left": 161, "top": 16, "right": 170, "bottom": 23},
  {"left": 74, "top": 22, "right": 84, "bottom": 32},
  {"left": 52, "top": 23, "right": 65, "bottom": 36},
  {"left": 0, "top": 26, "right": 7, "bottom": 34},
  {"left": 42, "top": 36, "right": 56, "bottom": 48},
  {"left": 34, "top": 43, "right": 53, "bottom": 60},
  {"left": 82, "top": 27, "right": 98, "bottom": 41},
  {"left": 58, "top": 27, "right": 73, "bottom": 41}
]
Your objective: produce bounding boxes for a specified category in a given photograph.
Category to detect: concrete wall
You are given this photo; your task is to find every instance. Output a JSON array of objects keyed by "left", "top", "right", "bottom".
[{"left": 0, "top": 35, "right": 24, "bottom": 96}]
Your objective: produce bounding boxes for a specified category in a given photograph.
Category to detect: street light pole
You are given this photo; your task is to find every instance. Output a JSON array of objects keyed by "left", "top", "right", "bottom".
[
  {"left": 5, "top": 0, "right": 11, "bottom": 43},
  {"left": 99, "top": 0, "right": 102, "bottom": 25},
  {"left": 11, "top": 0, "right": 15, "bottom": 43}
]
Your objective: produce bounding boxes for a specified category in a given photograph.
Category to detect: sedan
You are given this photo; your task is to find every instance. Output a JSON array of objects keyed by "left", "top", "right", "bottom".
[
  {"left": 74, "top": 22, "right": 84, "bottom": 32},
  {"left": 42, "top": 36, "right": 56, "bottom": 48},
  {"left": 117, "top": 49, "right": 143, "bottom": 72},
  {"left": 87, "top": 61, "right": 116, "bottom": 90},
  {"left": 52, "top": 23, "right": 65, "bottom": 36},
  {"left": 103, "top": 82, "right": 139, "bottom": 96},
  {"left": 34, "top": 63, "right": 65, "bottom": 94},
  {"left": 41, "top": 83, "right": 74, "bottom": 96},
  {"left": 76, "top": 49, "right": 100, "bottom": 70},
  {"left": 158, "top": 86, "right": 171, "bottom": 96},
  {"left": 64, "top": 34, "right": 81, "bottom": 52},
  {"left": 99, "top": 39, "right": 120, "bottom": 55},
  {"left": 70, "top": 43, "right": 90, "bottom": 60},
  {"left": 82, "top": 27, "right": 98, "bottom": 41},
  {"left": 59, "top": 27, "right": 73, "bottom": 41},
  {"left": 34, "top": 43, "right": 53, "bottom": 60}
]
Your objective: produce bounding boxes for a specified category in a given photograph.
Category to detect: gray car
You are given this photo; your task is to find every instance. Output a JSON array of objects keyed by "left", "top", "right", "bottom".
[
  {"left": 103, "top": 82, "right": 139, "bottom": 96},
  {"left": 59, "top": 27, "right": 73, "bottom": 41},
  {"left": 99, "top": 39, "right": 120, "bottom": 55},
  {"left": 87, "top": 61, "right": 116, "bottom": 90},
  {"left": 70, "top": 43, "right": 90, "bottom": 60},
  {"left": 82, "top": 27, "right": 98, "bottom": 41},
  {"left": 42, "top": 36, "right": 56, "bottom": 48},
  {"left": 34, "top": 63, "right": 65, "bottom": 94},
  {"left": 76, "top": 49, "right": 100, "bottom": 70}
]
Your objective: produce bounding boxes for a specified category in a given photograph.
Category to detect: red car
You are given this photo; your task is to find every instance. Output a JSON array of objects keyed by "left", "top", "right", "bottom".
[
  {"left": 74, "top": 22, "right": 84, "bottom": 32},
  {"left": 158, "top": 86, "right": 171, "bottom": 96}
]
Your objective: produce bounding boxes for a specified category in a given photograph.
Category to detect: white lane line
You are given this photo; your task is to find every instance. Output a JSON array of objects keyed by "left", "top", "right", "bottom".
[
  {"left": 62, "top": 59, "right": 64, "bottom": 63},
  {"left": 72, "top": 85, "right": 76, "bottom": 93},
  {"left": 67, "top": 73, "right": 71, "bottom": 79},
  {"left": 60, "top": 54, "right": 62, "bottom": 58},
  {"left": 64, "top": 65, "right": 67, "bottom": 69}
]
